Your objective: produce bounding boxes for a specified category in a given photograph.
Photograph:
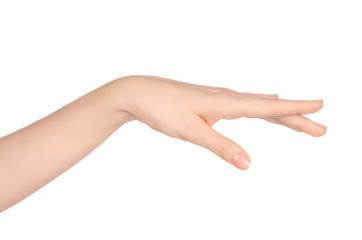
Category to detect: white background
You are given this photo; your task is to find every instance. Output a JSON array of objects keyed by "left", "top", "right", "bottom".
[{"left": 0, "top": 0, "right": 361, "bottom": 239}]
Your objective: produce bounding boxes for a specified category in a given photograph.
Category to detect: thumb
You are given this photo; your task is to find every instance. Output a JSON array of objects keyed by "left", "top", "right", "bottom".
[{"left": 184, "top": 117, "right": 251, "bottom": 170}]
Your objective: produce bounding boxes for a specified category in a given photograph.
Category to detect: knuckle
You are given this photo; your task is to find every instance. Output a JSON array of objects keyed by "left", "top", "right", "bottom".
[
  {"left": 213, "top": 91, "right": 232, "bottom": 100},
  {"left": 216, "top": 86, "right": 234, "bottom": 93},
  {"left": 212, "top": 91, "right": 235, "bottom": 110}
]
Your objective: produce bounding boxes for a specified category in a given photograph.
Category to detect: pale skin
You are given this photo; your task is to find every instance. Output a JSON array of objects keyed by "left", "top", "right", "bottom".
[{"left": 0, "top": 75, "right": 327, "bottom": 213}]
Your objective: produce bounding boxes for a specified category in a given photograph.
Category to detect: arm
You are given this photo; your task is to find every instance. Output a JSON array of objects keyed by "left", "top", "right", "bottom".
[
  {"left": 0, "top": 77, "right": 134, "bottom": 212},
  {"left": 0, "top": 75, "right": 326, "bottom": 212}
]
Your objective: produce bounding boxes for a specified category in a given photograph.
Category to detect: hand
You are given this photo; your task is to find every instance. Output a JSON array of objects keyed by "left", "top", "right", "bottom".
[
  {"left": 118, "top": 75, "right": 327, "bottom": 170},
  {"left": 0, "top": 74, "right": 327, "bottom": 212}
]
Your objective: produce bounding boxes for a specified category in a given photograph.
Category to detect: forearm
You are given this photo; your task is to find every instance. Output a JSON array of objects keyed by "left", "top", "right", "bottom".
[{"left": 0, "top": 76, "right": 134, "bottom": 212}]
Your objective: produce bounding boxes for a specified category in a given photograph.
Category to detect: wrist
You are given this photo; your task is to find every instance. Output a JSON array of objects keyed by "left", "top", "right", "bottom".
[{"left": 104, "top": 75, "right": 140, "bottom": 126}]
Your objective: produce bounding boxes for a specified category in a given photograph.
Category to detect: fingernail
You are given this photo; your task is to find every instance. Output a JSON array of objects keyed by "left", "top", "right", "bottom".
[
  {"left": 316, "top": 123, "right": 328, "bottom": 129},
  {"left": 232, "top": 153, "right": 250, "bottom": 170},
  {"left": 311, "top": 99, "right": 324, "bottom": 103}
]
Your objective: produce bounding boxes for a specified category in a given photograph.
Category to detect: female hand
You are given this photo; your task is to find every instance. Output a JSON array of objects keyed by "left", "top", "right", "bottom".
[
  {"left": 118, "top": 75, "right": 327, "bottom": 170},
  {"left": 0, "top": 74, "right": 326, "bottom": 212}
]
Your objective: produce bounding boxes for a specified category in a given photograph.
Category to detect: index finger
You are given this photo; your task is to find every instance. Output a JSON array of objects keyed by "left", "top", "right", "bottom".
[
  {"left": 214, "top": 94, "right": 324, "bottom": 119},
  {"left": 240, "top": 97, "right": 324, "bottom": 118}
]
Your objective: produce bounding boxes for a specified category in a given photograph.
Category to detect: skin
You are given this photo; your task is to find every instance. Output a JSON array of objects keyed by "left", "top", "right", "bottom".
[{"left": 0, "top": 75, "right": 327, "bottom": 213}]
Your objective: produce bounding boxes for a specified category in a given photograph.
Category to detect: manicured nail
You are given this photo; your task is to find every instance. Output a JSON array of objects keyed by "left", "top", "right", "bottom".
[
  {"left": 316, "top": 123, "right": 328, "bottom": 129},
  {"left": 231, "top": 153, "right": 250, "bottom": 170},
  {"left": 311, "top": 99, "right": 324, "bottom": 103}
]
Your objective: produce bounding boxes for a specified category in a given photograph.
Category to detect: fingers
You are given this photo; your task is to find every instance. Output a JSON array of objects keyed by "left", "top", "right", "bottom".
[
  {"left": 183, "top": 116, "right": 251, "bottom": 170},
  {"left": 260, "top": 94, "right": 327, "bottom": 137},
  {"left": 258, "top": 94, "right": 301, "bottom": 131},
  {"left": 276, "top": 115, "right": 327, "bottom": 137},
  {"left": 205, "top": 91, "right": 326, "bottom": 136},
  {"left": 239, "top": 97, "right": 324, "bottom": 118},
  {"left": 263, "top": 117, "right": 302, "bottom": 132},
  {"left": 205, "top": 87, "right": 323, "bottom": 118}
]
